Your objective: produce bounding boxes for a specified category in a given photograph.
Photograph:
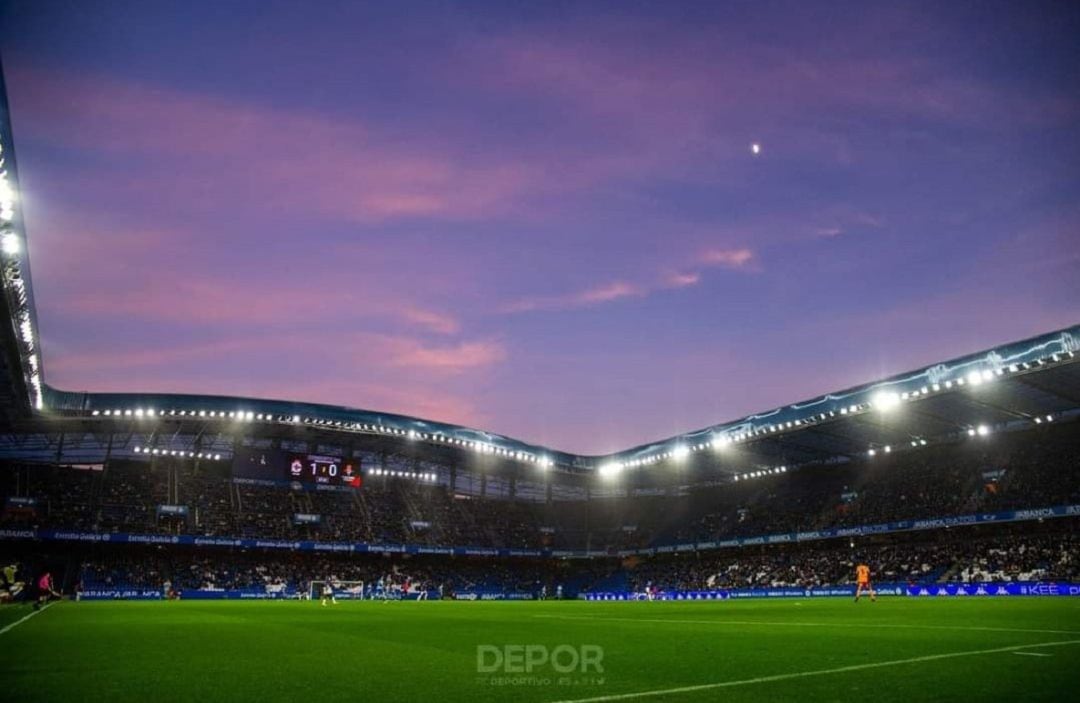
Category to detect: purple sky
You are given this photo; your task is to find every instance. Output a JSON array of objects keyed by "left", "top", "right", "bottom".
[{"left": 2, "top": 0, "right": 1078, "bottom": 454}]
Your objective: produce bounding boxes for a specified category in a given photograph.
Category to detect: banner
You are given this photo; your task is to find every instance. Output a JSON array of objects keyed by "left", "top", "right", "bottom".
[
  {"left": 80, "top": 588, "right": 299, "bottom": 601},
  {"left": 906, "top": 582, "right": 1080, "bottom": 597},
  {"left": 455, "top": 591, "right": 535, "bottom": 601},
  {"left": 584, "top": 582, "right": 1080, "bottom": 600},
  {"left": 2, "top": 503, "right": 1077, "bottom": 560}
]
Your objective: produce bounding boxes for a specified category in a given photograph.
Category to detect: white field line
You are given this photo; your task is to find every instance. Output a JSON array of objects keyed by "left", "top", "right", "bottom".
[
  {"left": 545, "top": 638, "right": 1080, "bottom": 703},
  {"left": 532, "top": 613, "right": 1080, "bottom": 636},
  {"left": 0, "top": 602, "right": 53, "bottom": 635},
  {"left": 1012, "top": 651, "right": 1053, "bottom": 657}
]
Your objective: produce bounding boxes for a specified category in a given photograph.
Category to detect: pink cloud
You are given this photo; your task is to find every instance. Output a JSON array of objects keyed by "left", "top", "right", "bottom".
[
  {"left": 501, "top": 280, "right": 645, "bottom": 313},
  {"left": 399, "top": 306, "right": 460, "bottom": 335},
  {"left": 355, "top": 334, "right": 507, "bottom": 373},
  {"left": 663, "top": 271, "right": 701, "bottom": 288},
  {"left": 578, "top": 281, "right": 642, "bottom": 304},
  {"left": 9, "top": 66, "right": 544, "bottom": 224},
  {"left": 701, "top": 248, "right": 755, "bottom": 269},
  {"left": 501, "top": 250, "right": 752, "bottom": 314}
]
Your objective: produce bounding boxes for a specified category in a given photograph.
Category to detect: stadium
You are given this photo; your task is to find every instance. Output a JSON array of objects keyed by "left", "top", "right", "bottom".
[{"left": 1, "top": 5, "right": 1079, "bottom": 702}]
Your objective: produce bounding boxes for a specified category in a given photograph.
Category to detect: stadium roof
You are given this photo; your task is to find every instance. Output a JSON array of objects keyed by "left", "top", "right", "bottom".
[
  {"left": 29, "top": 326, "right": 1080, "bottom": 479},
  {"left": 0, "top": 61, "right": 1077, "bottom": 479}
]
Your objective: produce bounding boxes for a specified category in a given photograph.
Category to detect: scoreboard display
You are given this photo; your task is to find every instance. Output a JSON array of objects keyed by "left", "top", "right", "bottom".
[
  {"left": 233, "top": 448, "right": 361, "bottom": 487},
  {"left": 286, "top": 453, "right": 362, "bottom": 487}
]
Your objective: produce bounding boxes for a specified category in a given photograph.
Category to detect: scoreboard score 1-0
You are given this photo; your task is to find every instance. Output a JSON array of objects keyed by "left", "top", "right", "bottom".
[{"left": 286, "top": 453, "right": 362, "bottom": 487}]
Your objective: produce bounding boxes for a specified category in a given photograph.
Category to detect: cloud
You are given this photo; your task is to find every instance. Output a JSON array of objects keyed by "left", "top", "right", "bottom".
[
  {"left": 43, "top": 337, "right": 283, "bottom": 376},
  {"left": 663, "top": 271, "right": 701, "bottom": 288},
  {"left": 367, "top": 335, "right": 507, "bottom": 373},
  {"left": 700, "top": 248, "right": 756, "bottom": 269},
  {"left": 9, "top": 65, "right": 543, "bottom": 224},
  {"left": 811, "top": 210, "right": 886, "bottom": 239},
  {"left": 502, "top": 249, "right": 754, "bottom": 314},
  {"left": 578, "top": 281, "right": 643, "bottom": 304},
  {"left": 814, "top": 227, "right": 845, "bottom": 239},
  {"left": 500, "top": 280, "right": 645, "bottom": 313},
  {"left": 399, "top": 306, "right": 460, "bottom": 335}
]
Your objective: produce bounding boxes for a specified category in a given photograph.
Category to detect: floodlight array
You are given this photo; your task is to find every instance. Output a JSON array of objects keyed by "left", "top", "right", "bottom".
[
  {"left": 600, "top": 349, "right": 1076, "bottom": 476},
  {"left": 132, "top": 446, "right": 223, "bottom": 461},
  {"left": 89, "top": 405, "right": 553, "bottom": 470},
  {"left": 0, "top": 137, "right": 43, "bottom": 410},
  {"left": 366, "top": 468, "right": 437, "bottom": 482},
  {"left": 74, "top": 344, "right": 1076, "bottom": 480}
]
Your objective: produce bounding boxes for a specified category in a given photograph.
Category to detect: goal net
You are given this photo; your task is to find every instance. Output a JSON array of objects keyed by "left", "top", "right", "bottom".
[{"left": 309, "top": 580, "right": 366, "bottom": 600}]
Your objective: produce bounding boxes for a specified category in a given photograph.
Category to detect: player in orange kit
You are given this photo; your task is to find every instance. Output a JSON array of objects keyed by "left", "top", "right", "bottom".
[{"left": 854, "top": 562, "right": 876, "bottom": 602}]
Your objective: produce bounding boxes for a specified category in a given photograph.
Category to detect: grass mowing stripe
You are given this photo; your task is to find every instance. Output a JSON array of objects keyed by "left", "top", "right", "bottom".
[
  {"left": 533, "top": 613, "right": 1080, "bottom": 636},
  {"left": 544, "top": 638, "right": 1080, "bottom": 703},
  {"left": 0, "top": 603, "right": 53, "bottom": 635}
]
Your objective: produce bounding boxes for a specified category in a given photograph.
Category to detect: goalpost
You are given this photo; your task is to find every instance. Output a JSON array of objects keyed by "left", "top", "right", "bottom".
[{"left": 308, "top": 580, "right": 366, "bottom": 601}]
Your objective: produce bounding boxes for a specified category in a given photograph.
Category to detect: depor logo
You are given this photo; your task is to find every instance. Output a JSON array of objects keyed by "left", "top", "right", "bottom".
[{"left": 477, "top": 644, "right": 604, "bottom": 674}]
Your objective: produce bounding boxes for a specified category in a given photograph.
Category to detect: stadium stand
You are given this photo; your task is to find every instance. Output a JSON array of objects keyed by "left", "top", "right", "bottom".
[{"left": 2, "top": 421, "right": 1077, "bottom": 597}]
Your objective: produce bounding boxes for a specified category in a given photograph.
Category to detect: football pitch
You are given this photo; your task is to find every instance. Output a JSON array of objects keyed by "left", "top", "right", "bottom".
[{"left": 2, "top": 598, "right": 1079, "bottom": 702}]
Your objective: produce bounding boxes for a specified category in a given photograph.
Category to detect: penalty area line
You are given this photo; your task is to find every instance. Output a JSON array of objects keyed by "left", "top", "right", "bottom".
[
  {"left": 544, "top": 638, "right": 1080, "bottom": 703},
  {"left": 0, "top": 602, "right": 53, "bottom": 636}
]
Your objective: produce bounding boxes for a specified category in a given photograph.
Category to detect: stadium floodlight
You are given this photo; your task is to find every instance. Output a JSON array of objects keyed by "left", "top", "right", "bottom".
[
  {"left": 883, "top": 445, "right": 891, "bottom": 453},
  {"left": 868, "top": 448, "right": 876, "bottom": 457},
  {"left": 976, "top": 424, "right": 990, "bottom": 436},
  {"left": 1, "top": 232, "right": 19, "bottom": 255},
  {"left": 871, "top": 391, "right": 901, "bottom": 411},
  {"left": 1046, "top": 415, "right": 1054, "bottom": 422},
  {"left": 672, "top": 445, "right": 690, "bottom": 462},
  {"left": 598, "top": 462, "right": 623, "bottom": 478},
  {"left": 967, "top": 428, "right": 977, "bottom": 436},
  {"left": 966, "top": 370, "right": 983, "bottom": 386}
]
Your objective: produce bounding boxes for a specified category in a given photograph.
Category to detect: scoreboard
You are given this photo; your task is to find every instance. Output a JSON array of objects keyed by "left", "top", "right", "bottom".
[
  {"left": 233, "top": 448, "right": 361, "bottom": 487},
  {"left": 286, "top": 453, "right": 362, "bottom": 487}
]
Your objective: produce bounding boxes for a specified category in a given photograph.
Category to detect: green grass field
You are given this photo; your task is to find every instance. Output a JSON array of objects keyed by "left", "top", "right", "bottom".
[{"left": 2, "top": 598, "right": 1079, "bottom": 702}]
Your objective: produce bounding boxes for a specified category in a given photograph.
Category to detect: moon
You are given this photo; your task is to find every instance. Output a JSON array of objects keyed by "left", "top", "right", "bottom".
[{"left": 751, "top": 143, "right": 761, "bottom": 155}]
